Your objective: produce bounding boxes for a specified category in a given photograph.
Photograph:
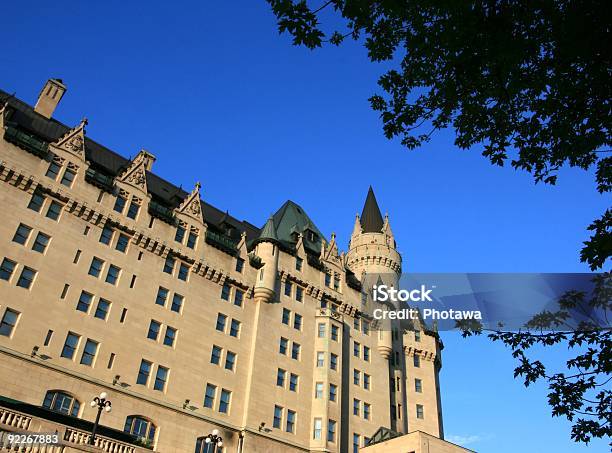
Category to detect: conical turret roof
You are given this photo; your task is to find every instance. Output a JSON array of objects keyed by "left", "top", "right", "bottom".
[
  {"left": 360, "top": 186, "right": 384, "bottom": 233},
  {"left": 258, "top": 216, "right": 278, "bottom": 242}
]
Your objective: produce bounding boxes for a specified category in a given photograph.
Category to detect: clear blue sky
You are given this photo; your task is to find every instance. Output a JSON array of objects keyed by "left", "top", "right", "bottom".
[{"left": 2, "top": 2, "right": 609, "bottom": 451}]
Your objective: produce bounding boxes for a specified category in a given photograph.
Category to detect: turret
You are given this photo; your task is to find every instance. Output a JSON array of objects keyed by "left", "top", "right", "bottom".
[
  {"left": 347, "top": 187, "right": 402, "bottom": 360},
  {"left": 253, "top": 216, "right": 279, "bottom": 303}
]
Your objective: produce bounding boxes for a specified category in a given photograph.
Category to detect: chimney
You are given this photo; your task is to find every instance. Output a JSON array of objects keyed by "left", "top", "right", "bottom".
[{"left": 34, "top": 79, "right": 67, "bottom": 119}]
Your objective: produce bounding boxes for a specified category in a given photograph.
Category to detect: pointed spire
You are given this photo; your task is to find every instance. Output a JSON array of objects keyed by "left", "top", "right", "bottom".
[
  {"left": 360, "top": 186, "right": 384, "bottom": 233},
  {"left": 352, "top": 214, "right": 362, "bottom": 237},
  {"left": 259, "top": 216, "right": 278, "bottom": 242}
]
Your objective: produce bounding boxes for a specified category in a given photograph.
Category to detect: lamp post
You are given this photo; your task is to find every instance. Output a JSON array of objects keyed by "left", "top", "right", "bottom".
[
  {"left": 204, "top": 429, "right": 223, "bottom": 452},
  {"left": 89, "top": 392, "right": 112, "bottom": 445}
]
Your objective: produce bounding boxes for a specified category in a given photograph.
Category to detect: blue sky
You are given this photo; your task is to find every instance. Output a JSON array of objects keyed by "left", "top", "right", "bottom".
[{"left": 2, "top": 1, "right": 609, "bottom": 451}]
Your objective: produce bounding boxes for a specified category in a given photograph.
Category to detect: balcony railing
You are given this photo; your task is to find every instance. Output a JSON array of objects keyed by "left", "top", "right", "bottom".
[
  {"left": 84, "top": 168, "right": 115, "bottom": 193},
  {"left": 205, "top": 230, "right": 238, "bottom": 255},
  {"left": 4, "top": 126, "right": 49, "bottom": 159},
  {"left": 148, "top": 200, "right": 176, "bottom": 225}
]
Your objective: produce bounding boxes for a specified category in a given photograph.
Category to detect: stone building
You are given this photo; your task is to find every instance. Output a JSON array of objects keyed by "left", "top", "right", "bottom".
[{"left": 0, "top": 79, "right": 460, "bottom": 452}]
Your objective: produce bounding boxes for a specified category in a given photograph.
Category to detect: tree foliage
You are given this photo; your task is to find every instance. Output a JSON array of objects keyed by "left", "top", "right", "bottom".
[{"left": 267, "top": 0, "right": 611, "bottom": 269}]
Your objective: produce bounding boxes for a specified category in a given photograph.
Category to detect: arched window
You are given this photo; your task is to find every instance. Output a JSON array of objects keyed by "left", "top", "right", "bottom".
[
  {"left": 124, "top": 416, "right": 156, "bottom": 443},
  {"left": 194, "top": 437, "right": 215, "bottom": 453},
  {"left": 42, "top": 390, "right": 80, "bottom": 417}
]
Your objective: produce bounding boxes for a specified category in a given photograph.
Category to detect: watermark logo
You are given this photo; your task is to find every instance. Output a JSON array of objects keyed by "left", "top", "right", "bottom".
[{"left": 373, "top": 284, "right": 434, "bottom": 302}]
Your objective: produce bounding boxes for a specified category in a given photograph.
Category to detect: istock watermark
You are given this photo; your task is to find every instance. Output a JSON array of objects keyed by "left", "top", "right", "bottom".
[{"left": 361, "top": 273, "right": 606, "bottom": 331}]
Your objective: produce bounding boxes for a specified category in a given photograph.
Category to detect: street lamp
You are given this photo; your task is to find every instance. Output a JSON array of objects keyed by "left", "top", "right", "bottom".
[
  {"left": 89, "top": 392, "right": 112, "bottom": 445},
  {"left": 204, "top": 429, "right": 223, "bottom": 452}
]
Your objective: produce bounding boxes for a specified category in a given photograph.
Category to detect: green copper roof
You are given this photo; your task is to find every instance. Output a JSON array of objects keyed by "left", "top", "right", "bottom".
[
  {"left": 259, "top": 216, "right": 278, "bottom": 242},
  {"left": 253, "top": 200, "right": 324, "bottom": 254}
]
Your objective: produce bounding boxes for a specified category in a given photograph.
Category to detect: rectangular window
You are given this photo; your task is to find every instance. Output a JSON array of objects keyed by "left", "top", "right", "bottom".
[
  {"left": 353, "top": 434, "right": 360, "bottom": 453},
  {"left": 99, "top": 226, "right": 113, "bottom": 246},
  {"left": 353, "top": 398, "right": 360, "bottom": 416},
  {"left": 354, "top": 317, "right": 360, "bottom": 330},
  {"left": 295, "top": 257, "right": 303, "bottom": 271},
  {"left": 177, "top": 263, "right": 189, "bottom": 281},
  {"left": 273, "top": 405, "right": 282, "bottom": 429},
  {"left": 105, "top": 264, "right": 121, "bottom": 285},
  {"left": 163, "top": 256, "right": 175, "bottom": 274},
  {"left": 73, "top": 250, "right": 81, "bottom": 264},
  {"left": 126, "top": 200, "right": 140, "bottom": 220},
  {"left": 415, "top": 378, "right": 422, "bottom": 393},
  {"left": 331, "top": 324, "right": 339, "bottom": 341},
  {"left": 330, "top": 353, "right": 338, "bottom": 370},
  {"left": 120, "top": 308, "right": 127, "bottom": 323},
  {"left": 136, "top": 359, "right": 152, "bottom": 385},
  {"left": 163, "top": 326, "right": 176, "bottom": 347},
  {"left": 315, "top": 382, "right": 323, "bottom": 399},
  {"left": 17, "top": 267, "right": 36, "bottom": 289},
  {"left": 364, "top": 403, "right": 371, "bottom": 420},
  {"left": 80, "top": 339, "right": 98, "bottom": 366},
  {"left": 171, "top": 293, "right": 183, "bottom": 313},
  {"left": 316, "top": 352, "right": 325, "bottom": 367},
  {"left": 364, "top": 373, "right": 371, "bottom": 390},
  {"left": 234, "top": 289, "right": 244, "bottom": 307},
  {"left": 294, "top": 313, "right": 302, "bottom": 330},
  {"left": 286, "top": 409, "right": 295, "bottom": 433},
  {"left": 354, "top": 369, "right": 360, "bottom": 386},
  {"left": 46, "top": 161, "right": 62, "bottom": 180},
  {"left": 317, "top": 323, "right": 325, "bottom": 338},
  {"left": 364, "top": 346, "right": 370, "bottom": 362},
  {"left": 32, "top": 232, "right": 50, "bottom": 253},
  {"left": 284, "top": 281, "right": 292, "bottom": 297},
  {"left": 154, "top": 365, "right": 169, "bottom": 391},
  {"left": 313, "top": 418, "right": 322, "bottom": 439},
  {"left": 276, "top": 368, "right": 286, "bottom": 387},
  {"left": 416, "top": 404, "right": 424, "bottom": 419},
  {"left": 211, "top": 345, "right": 222, "bottom": 365},
  {"left": 296, "top": 286, "right": 303, "bottom": 302},
  {"left": 113, "top": 196, "right": 126, "bottom": 214},
  {"left": 61, "top": 332, "right": 80, "bottom": 359},
  {"left": 413, "top": 354, "right": 420, "bottom": 367},
  {"left": 0, "top": 258, "right": 16, "bottom": 281},
  {"left": 282, "top": 308, "right": 290, "bottom": 325},
  {"left": 60, "top": 168, "right": 76, "bottom": 187},
  {"left": 44, "top": 329, "right": 53, "bottom": 346},
  {"left": 279, "top": 337, "right": 288, "bottom": 355},
  {"left": 291, "top": 342, "right": 300, "bottom": 360},
  {"left": 187, "top": 231, "right": 198, "bottom": 249},
  {"left": 155, "top": 287, "right": 168, "bottom": 306},
  {"left": 229, "top": 319, "right": 241, "bottom": 338},
  {"left": 289, "top": 373, "right": 298, "bottom": 392},
  {"left": 27, "top": 192, "right": 45, "bottom": 212},
  {"left": 235, "top": 258, "right": 244, "bottom": 273},
  {"left": 324, "top": 273, "right": 331, "bottom": 287},
  {"left": 362, "top": 320, "right": 370, "bottom": 335},
  {"left": 88, "top": 257, "right": 104, "bottom": 277},
  {"left": 0, "top": 308, "right": 19, "bottom": 337},
  {"left": 175, "top": 225, "right": 186, "bottom": 243},
  {"left": 329, "top": 383, "right": 337, "bottom": 402},
  {"left": 218, "top": 389, "right": 231, "bottom": 414},
  {"left": 108, "top": 353, "right": 115, "bottom": 369},
  {"left": 327, "top": 419, "right": 336, "bottom": 443},
  {"left": 115, "top": 233, "right": 130, "bottom": 253},
  {"left": 12, "top": 224, "right": 32, "bottom": 245},
  {"left": 225, "top": 351, "right": 236, "bottom": 371},
  {"left": 333, "top": 275, "right": 340, "bottom": 290},
  {"left": 147, "top": 320, "right": 161, "bottom": 340},
  {"left": 216, "top": 313, "right": 227, "bottom": 332},
  {"left": 415, "top": 330, "right": 421, "bottom": 341},
  {"left": 221, "top": 283, "right": 230, "bottom": 301},
  {"left": 204, "top": 383, "right": 216, "bottom": 408},
  {"left": 354, "top": 341, "right": 360, "bottom": 358},
  {"left": 45, "top": 201, "right": 62, "bottom": 221},
  {"left": 76, "top": 291, "right": 93, "bottom": 313}
]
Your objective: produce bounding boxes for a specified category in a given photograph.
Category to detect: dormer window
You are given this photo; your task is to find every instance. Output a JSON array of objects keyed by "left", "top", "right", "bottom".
[
  {"left": 113, "top": 195, "right": 126, "bottom": 213},
  {"left": 306, "top": 229, "right": 317, "bottom": 242},
  {"left": 175, "top": 225, "right": 186, "bottom": 243}
]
